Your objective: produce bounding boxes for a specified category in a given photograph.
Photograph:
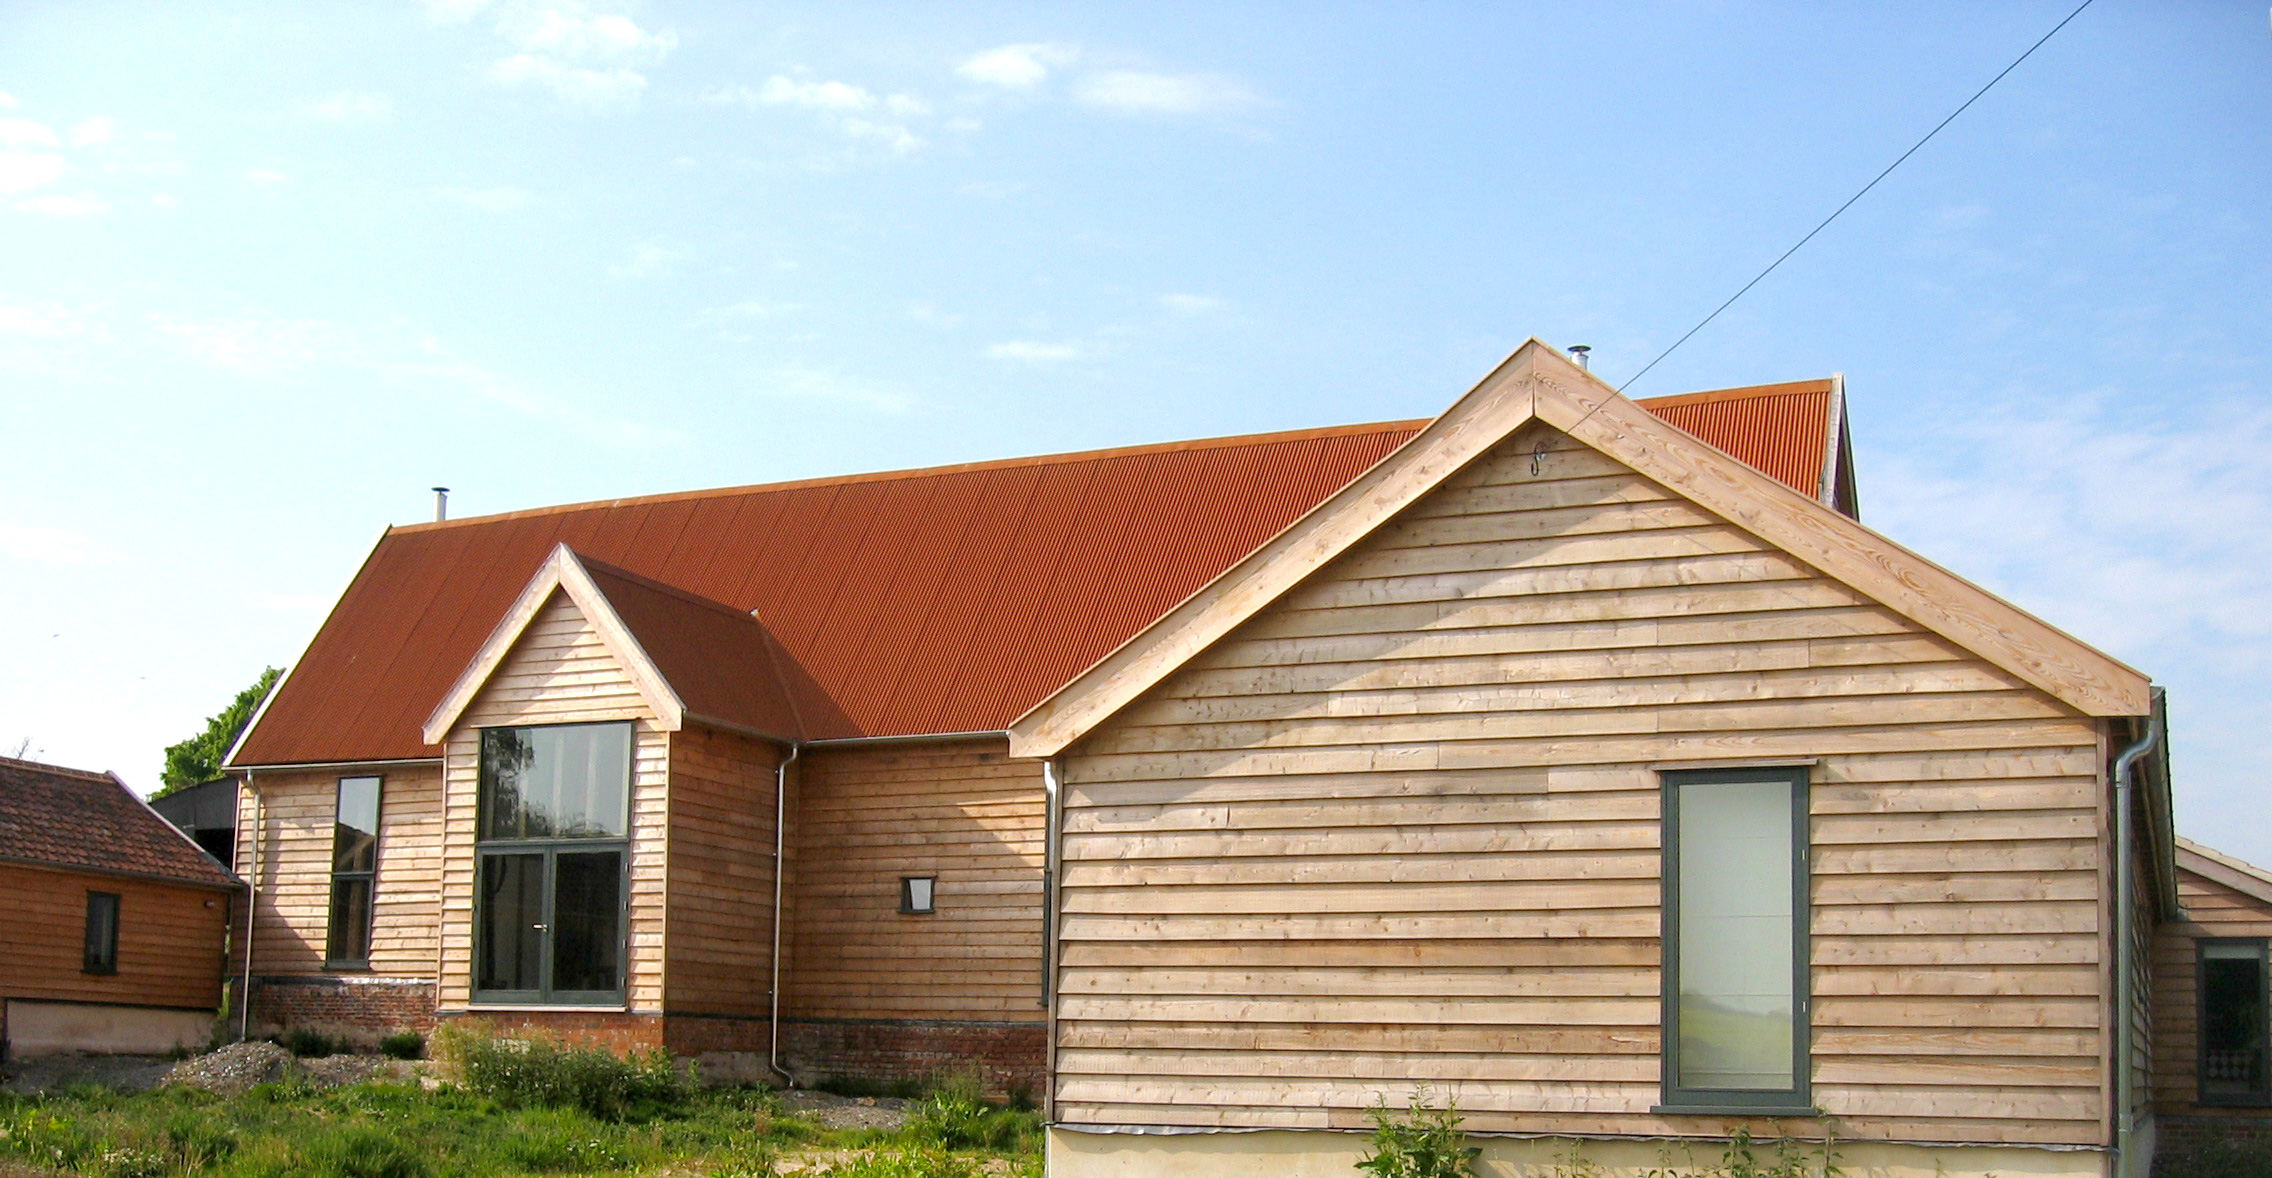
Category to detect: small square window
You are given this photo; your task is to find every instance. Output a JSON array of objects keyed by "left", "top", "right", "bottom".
[{"left": 900, "top": 875, "right": 936, "bottom": 915}]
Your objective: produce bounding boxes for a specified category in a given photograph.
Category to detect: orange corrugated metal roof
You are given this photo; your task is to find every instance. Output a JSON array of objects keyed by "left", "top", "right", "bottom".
[
  {"left": 578, "top": 558, "right": 809, "bottom": 742},
  {"left": 233, "top": 383, "right": 1841, "bottom": 765}
]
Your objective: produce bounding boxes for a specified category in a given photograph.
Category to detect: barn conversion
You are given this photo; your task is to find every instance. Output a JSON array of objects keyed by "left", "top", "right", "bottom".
[{"left": 226, "top": 340, "right": 2205, "bottom": 1178}]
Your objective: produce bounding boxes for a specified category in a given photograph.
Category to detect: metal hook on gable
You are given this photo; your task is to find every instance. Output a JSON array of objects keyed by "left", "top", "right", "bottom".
[{"left": 1530, "top": 440, "right": 1550, "bottom": 477}]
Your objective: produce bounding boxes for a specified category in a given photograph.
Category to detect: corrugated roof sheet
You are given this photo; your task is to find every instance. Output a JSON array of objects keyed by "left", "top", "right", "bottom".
[
  {"left": 578, "top": 557, "right": 809, "bottom": 741},
  {"left": 0, "top": 756, "right": 240, "bottom": 888},
  {"left": 234, "top": 383, "right": 1839, "bottom": 765}
]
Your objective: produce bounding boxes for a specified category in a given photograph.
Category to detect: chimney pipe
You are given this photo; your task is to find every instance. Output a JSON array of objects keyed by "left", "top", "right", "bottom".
[
  {"left": 1569, "top": 345, "right": 1591, "bottom": 371},
  {"left": 432, "top": 487, "right": 450, "bottom": 523}
]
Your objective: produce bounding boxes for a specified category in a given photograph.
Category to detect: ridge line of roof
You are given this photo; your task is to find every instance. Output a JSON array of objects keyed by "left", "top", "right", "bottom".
[
  {"left": 0, "top": 754, "right": 110, "bottom": 782},
  {"left": 576, "top": 551, "right": 773, "bottom": 625},
  {"left": 1635, "top": 379, "right": 1834, "bottom": 410},
  {"left": 393, "top": 418, "right": 1437, "bottom": 535}
]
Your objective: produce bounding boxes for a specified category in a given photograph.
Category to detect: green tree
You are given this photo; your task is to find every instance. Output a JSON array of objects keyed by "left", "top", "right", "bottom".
[{"left": 157, "top": 667, "right": 282, "bottom": 795}]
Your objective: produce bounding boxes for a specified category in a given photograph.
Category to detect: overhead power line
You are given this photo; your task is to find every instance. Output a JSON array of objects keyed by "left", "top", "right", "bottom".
[{"left": 1616, "top": 0, "right": 2099, "bottom": 395}]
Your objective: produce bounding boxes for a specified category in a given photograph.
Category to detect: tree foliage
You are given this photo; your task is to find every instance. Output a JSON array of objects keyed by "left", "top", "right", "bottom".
[{"left": 157, "top": 667, "right": 282, "bottom": 795}]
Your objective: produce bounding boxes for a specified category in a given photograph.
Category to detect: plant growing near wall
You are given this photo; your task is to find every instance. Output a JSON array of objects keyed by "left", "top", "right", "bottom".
[{"left": 1355, "top": 1086, "right": 1480, "bottom": 1178}]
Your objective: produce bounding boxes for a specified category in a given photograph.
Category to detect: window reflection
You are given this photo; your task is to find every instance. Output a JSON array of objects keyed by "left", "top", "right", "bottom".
[{"left": 480, "top": 724, "right": 630, "bottom": 840}]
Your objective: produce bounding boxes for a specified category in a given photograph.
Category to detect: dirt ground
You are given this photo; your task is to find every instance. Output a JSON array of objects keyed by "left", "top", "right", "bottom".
[{"left": 0, "top": 1052, "right": 175, "bottom": 1096}]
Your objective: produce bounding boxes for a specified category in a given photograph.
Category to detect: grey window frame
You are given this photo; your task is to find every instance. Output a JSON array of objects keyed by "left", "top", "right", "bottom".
[
  {"left": 325, "top": 775, "right": 382, "bottom": 969},
  {"left": 2197, "top": 937, "right": 2272, "bottom": 1107},
  {"left": 83, "top": 890, "right": 120, "bottom": 975},
  {"left": 1656, "top": 765, "right": 1814, "bottom": 1115},
  {"left": 471, "top": 721, "right": 633, "bottom": 1007}
]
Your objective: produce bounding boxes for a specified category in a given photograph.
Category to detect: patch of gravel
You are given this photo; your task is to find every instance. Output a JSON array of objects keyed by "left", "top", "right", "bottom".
[
  {"left": 1, "top": 1053, "right": 175, "bottom": 1096},
  {"left": 162, "top": 1041, "right": 305, "bottom": 1096},
  {"left": 777, "top": 1090, "right": 913, "bottom": 1131}
]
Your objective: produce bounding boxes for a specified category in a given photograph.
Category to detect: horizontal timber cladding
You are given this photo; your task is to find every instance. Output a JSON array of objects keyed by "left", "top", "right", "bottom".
[
  {"left": 236, "top": 765, "right": 443, "bottom": 979},
  {"left": 1054, "top": 424, "right": 2112, "bottom": 1147},
  {"left": 0, "top": 862, "right": 230, "bottom": 1012},
  {"left": 437, "top": 591, "right": 670, "bottom": 1013},
  {"left": 784, "top": 739, "right": 1045, "bottom": 1024},
  {"left": 666, "top": 724, "right": 782, "bottom": 1018},
  {"left": 2150, "top": 858, "right": 2272, "bottom": 1119}
]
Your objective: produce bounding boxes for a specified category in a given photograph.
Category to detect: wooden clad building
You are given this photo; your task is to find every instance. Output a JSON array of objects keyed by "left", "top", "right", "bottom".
[
  {"left": 0, "top": 756, "right": 241, "bottom": 1058},
  {"left": 227, "top": 340, "right": 2211, "bottom": 1175}
]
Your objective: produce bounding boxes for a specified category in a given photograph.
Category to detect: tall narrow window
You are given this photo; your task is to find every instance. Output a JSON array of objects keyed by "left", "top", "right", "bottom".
[
  {"left": 2201, "top": 939, "right": 2272, "bottom": 1105},
  {"left": 83, "top": 891, "right": 119, "bottom": 974},
  {"left": 475, "top": 722, "right": 631, "bottom": 1005},
  {"left": 327, "top": 775, "right": 382, "bottom": 966},
  {"left": 1660, "top": 766, "right": 1811, "bottom": 1113}
]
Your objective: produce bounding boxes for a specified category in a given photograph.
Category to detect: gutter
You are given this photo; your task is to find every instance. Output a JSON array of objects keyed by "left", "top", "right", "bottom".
[
  {"left": 768, "top": 741, "right": 803, "bottom": 1087},
  {"left": 2110, "top": 687, "right": 2166, "bottom": 1169},
  {"left": 1041, "top": 757, "right": 1063, "bottom": 1122}
]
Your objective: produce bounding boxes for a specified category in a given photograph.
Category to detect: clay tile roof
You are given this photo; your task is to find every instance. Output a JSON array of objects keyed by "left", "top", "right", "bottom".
[
  {"left": 232, "top": 382, "right": 1845, "bottom": 766},
  {"left": 0, "top": 756, "right": 240, "bottom": 888},
  {"left": 577, "top": 556, "right": 812, "bottom": 742}
]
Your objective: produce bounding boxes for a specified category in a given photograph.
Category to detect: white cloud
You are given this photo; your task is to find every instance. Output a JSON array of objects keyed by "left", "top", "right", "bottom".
[
  {"left": 420, "top": 0, "right": 491, "bottom": 21},
  {"left": 608, "top": 242, "right": 682, "bottom": 279},
  {"left": 958, "top": 43, "right": 1076, "bottom": 89},
  {"left": 0, "top": 92, "right": 18, "bottom": 110},
  {"left": 479, "top": 5, "right": 675, "bottom": 108},
  {"left": 150, "top": 194, "right": 179, "bottom": 210},
  {"left": 244, "top": 169, "right": 289, "bottom": 185},
  {"left": 0, "top": 299, "right": 105, "bottom": 340},
  {"left": 838, "top": 118, "right": 922, "bottom": 153},
  {"left": 14, "top": 193, "right": 110, "bottom": 216},
  {"left": 0, "top": 151, "right": 67, "bottom": 194},
  {"left": 67, "top": 117, "right": 117, "bottom": 146},
  {"left": 439, "top": 185, "right": 534, "bottom": 212},
  {"left": 147, "top": 313, "right": 361, "bottom": 373},
  {"left": 703, "top": 301, "right": 794, "bottom": 319},
  {"left": 489, "top": 55, "right": 648, "bottom": 106},
  {"left": 756, "top": 75, "right": 877, "bottom": 111},
  {"left": 986, "top": 340, "right": 1083, "bottom": 362},
  {"left": 0, "top": 118, "right": 58, "bottom": 147},
  {"left": 308, "top": 92, "right": 393, "bottom": 122},
  {"left": 1161, "top": 293, "right": 1226, "bottom": 315},
  {"left": 1074, "top": 69, "right": 1258, "bottom": 115},
  {"left": 0, "top": 522, "right": 117, "bottom": 566}
]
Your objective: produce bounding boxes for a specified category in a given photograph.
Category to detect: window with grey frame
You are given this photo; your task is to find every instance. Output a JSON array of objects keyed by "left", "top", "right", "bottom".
[
  {"left": 2200, "top": 938, "right": 2271, "bottom": 1105},
  {"left": 326, "top": 775, "right": 382, "bottom": 967},
  {"left": 474, "top": 722, "right": 632, "bottom": 1005},
  {"left": 1657, "top": 766, "right": 1812, "bottom": 1114}
]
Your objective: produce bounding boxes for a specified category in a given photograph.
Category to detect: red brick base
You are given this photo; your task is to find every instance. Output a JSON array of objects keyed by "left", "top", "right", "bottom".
[
  {"left": 438, "top": 1010, "right": 665, "bottom": 1054},
  {"left": 2154, "top": 1114, "right": 2272, "bottom": 1175},
  {"left": 249, "top": 976, "right": 436, "bottom": 1046},
  {"left": 779, "top": 1017, "right": 1045, "bottom": 1101}
]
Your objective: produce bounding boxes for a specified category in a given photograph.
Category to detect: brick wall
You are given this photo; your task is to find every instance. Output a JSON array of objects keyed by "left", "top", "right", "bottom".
[
  {"left": 436, "top": 1010, "right": 665, "bottom": 1054},
  {"left": 249, "top": 975, "right": 435, "bottom": 1045},
  {"left": 780, "top": 1017, "right": 1045, "bottom": 1100},
  {"left": 2156, "top": 1115, "right": 2272, "bottom": 1173}
]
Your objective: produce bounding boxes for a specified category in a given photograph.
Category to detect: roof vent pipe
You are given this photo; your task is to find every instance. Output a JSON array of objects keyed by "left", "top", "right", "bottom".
[
  {"left": 1568, "top": 345, "right": 1591, "bottom": 370},
  {"left": 432, "top": 487, "right": 450, "bottom": 523}
]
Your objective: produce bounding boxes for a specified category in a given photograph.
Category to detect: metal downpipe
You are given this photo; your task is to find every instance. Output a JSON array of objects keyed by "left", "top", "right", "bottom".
[
  {"left": 768, "top": 742, "right": 802, "bottom": 1087},
  {"left": 2110, "top": 687, "right": 2165, "bottom": 1172}
]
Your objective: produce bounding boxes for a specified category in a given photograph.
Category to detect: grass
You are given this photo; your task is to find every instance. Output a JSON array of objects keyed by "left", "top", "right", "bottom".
[{"left": 0, "top": 1056, "right": 1041, "bottom": 1178}]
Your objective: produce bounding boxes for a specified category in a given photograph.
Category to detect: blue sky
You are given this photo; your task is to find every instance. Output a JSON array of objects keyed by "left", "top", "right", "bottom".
[{"left": 3, "top": 2, "right": 2267, "bottom": 857}]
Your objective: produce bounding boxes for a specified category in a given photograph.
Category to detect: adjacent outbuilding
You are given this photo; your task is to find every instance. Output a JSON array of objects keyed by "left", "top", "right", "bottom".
[{"left": 0, "top": 755, "right": 241, "bottom": 1058}]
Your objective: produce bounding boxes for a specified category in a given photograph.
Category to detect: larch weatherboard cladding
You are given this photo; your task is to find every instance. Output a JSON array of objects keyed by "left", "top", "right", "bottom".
[
  {"left": 437, "top": 591, "right": 669, "bottom": 1012},
  {"left": 235, "top": 765, "right": 442, "bottom": 978},
  {"left": 0, "top": 862, "right": 229, "bottom": 1009},
  {"left": 785, "top": 740, "right": 1045, "bottom": 1021},
  {"left": 2150, "top": 865, "right": 2272, "bottom": 1117},
  {"left": 1054, "top": 424, "right": 2109, "bottom": 1146},
  {"left": 666, "top": 724, "right": 783, "bottom": 1016}
]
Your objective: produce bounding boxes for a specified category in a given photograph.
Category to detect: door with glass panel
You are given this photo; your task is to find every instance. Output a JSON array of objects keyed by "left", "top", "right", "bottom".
[{"left": 474, "top": 722, "right": 631, "bottom": 1005}]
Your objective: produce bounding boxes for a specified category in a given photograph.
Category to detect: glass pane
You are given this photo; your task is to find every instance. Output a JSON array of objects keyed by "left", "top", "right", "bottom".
[
  {"left": 328, "top": 877, "right": 372, "bottom": 963},
  {"left": 478, "top": 853, "right": 546, "bottom": 993},
  {"left": 1677, "top": 778, "right": 1795, "bottom": 1091},
  {"left": 333, "top": 777, "right": 381, "bottom": 873},
  {"left": 2203, "top": 945, "right": 2268, "bottom": 1101},
  {"left": 84, "top": 894, "right": 118, "bottom": 971},
  {"left": 551, "top": 850, "right": 623, "bottom": 995},
  {"left": 480, "top": 724, "right": 630, "bottom": 840}
]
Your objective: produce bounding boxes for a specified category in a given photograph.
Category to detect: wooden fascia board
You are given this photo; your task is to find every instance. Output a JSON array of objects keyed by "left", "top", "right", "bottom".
[
  {"left": 1007, "top": 340, "right": 1556, "bottom": 758},
  {"left": 1531, "top": 355, "right": 2150, "bottom": 718},
  {"left": 2178, "top": 840, "right": 2272, "bottom": 911},
  {"left": 419, "top": 544, "right": 685, "bottom": 745}
]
